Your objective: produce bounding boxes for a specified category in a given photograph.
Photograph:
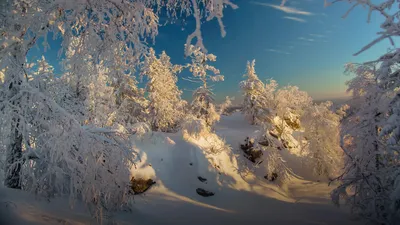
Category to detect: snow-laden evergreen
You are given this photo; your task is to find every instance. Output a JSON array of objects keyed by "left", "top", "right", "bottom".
[
  {"left": 240, "top": 60, "right": 270, "bottom": 125},
  {"left": 141, "top": 48, "right": 186, "bottom": 132},
  {"left": 186, "top": 45, "right": 225, "bottom": 127}
]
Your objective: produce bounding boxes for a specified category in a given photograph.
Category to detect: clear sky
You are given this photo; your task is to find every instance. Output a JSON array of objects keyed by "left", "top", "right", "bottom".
[
  {"left": 152, "top": 0, "right": 393, "bottom": 102},
  {"left": 28, "top": 0, "right": 394, "bottom": 103}
]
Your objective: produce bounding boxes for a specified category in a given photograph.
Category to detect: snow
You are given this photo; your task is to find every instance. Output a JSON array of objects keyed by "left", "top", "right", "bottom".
[{"left": 0, "top": 112, "right": 362, "bottom": 225}]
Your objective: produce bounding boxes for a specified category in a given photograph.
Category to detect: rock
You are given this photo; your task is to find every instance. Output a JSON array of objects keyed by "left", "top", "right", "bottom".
[
  {"left": 130, "top": 177, "right": 156, "bottom": 195},
  {"left": 269, "top": 131, "right": 279, "bottom": 139},
  {"left": 258, "top": 140, "right": 269, "bottom": 146},
  {"left": 284, "top": 113, "right": 301, "bottom": 130},
  {"left": 264, "top": 173, "right": 278, "bottom": 182},
  {"left": 270, "top": 172, "right": 278, "bottom": 181},
  {"left": 196, "top": 188, "right": 214, "bottom": 197},
  {"left": 240, "top": 137, "right": 263, "bottom": 163},
  {"left": 197, "top": 176, "right": 207, "bottom": 182}
]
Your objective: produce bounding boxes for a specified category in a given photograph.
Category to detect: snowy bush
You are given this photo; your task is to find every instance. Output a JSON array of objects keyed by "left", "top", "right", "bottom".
[
  {"left": 263, "top": 150, "right": 292, "bottom": 184},
  {"left": 181, "top": 116, "right": 211, "bottom": 139}
]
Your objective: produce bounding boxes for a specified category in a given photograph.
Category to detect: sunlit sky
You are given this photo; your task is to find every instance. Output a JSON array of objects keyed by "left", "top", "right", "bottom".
[{"left": 29, "top": 0, "right": 394, "bottom": 103}]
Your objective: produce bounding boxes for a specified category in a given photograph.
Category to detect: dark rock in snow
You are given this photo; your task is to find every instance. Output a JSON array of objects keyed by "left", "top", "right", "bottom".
[
  {"left": 282, "top": 141, "right": 289, "bottom": 149},
  {"left": 130, "top": 177, "right": 156, "bottom": 195},
  {"left": 258, "top": 140, "right": 269, "bottom": 146},
  {"left": 240, "top": 137, "right": 263, "bottom": 163},
  {"left": 196, "top": 188, "right": 214, "bottom": 197},
  {"left": 197, "top": 176, "right": 207, "bottom": 182},
  {"left": 264, "top": 173, "right": 278, "bottom": 182},
  {"left": 269, "top": 131, "right": 279, "bottom": 139}
]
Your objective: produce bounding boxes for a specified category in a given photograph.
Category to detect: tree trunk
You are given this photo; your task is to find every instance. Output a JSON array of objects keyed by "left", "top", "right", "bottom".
[
  {"left": 4, "top": 44, "right": 24, "bottom": 189},
  {"left": 4, "top": 119, "right": 23, "bottom": 189}
]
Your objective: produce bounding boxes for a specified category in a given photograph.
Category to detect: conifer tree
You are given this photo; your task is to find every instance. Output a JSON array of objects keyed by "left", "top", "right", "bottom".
[
  {"left": 142, "top": 48, "right": 185, "bottom": 132},
  {"left": 240, "top": 60, "right": 269, "bottom": 125},
  {"left": 186, "top": 45, "right": 224, "bottom": 127}
]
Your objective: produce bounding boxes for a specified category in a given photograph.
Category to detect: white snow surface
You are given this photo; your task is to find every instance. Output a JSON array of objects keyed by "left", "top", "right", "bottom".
[{"left": 0, "top": 112, "right": 362, "bottom": 225}]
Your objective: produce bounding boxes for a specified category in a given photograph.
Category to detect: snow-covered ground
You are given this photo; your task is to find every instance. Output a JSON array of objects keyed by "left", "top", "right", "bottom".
[{"left": 0, "top": 113, "right": 362, "bottom": 225}]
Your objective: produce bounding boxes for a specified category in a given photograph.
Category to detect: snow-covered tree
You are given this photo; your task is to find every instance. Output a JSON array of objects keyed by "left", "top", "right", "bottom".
[
  {"left": 186, "top": 44, "right": 224, "bottom": 127},
  {"left": 335, "top": 104, "right": 350, "bottom": 120},
  {"left": 332, "top": 62, "right": 398, "bottom": 223},
  {"left": 86, "top": 65, "right": 116, "bottom": 127},
  {"left": 0, "top": 0, "right": 237, "bottom": 218},
  {"left": 328, "top": 0, "right": 400, "bottom": 223},
  {"left": 274, "top": 85, "right": 312, "bottom": 118},
  {"left": 27, "top": 56, "right": 55, "bottom": 92},
  {"left": 111, "top": 75, "right": 149, "bottom": 127},
  {"left": 219, "top": 96, "right": 233, "bottom": 116},
  {"left": 263, "top": 78, "right": 279, "bottom": 110},
  {"left": 240, "top": 60, "right": 269, "bottom": 125},
  {"left": 60, "top": 39, "right": 117, "bottom": 127},
  {"left": 301, "top": 101, "right": 343, "bottom": 179},
  {"left": 141, "top": 48, "right": 185, "bottom": 132}
]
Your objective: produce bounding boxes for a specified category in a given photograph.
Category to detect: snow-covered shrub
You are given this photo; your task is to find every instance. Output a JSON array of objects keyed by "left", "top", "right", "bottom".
[
  {"left": 263, "top": 150, "right": 292, "bottom": 184},
  {"left": 181, "top": 116, "right": 211, "bottom": 139}
]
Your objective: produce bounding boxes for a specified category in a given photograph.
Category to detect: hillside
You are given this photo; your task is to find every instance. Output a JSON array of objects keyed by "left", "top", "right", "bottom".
[{"left": 0, "top": 113, "right": 361, "bottom": 225}]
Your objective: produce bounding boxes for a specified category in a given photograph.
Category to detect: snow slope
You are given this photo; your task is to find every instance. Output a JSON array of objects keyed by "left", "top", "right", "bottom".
[{"left": 0, "top": 112, "right": 362, "bottom": 225}]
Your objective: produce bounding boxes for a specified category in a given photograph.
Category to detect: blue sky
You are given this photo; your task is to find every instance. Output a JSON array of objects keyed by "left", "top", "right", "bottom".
[
  {"left": 28, "top": 0, "right": 394, "bottom": 103},
  {"left": 152, "top": 0, "right": 393, "bottom": 102}
]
